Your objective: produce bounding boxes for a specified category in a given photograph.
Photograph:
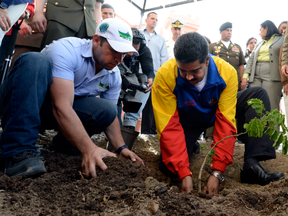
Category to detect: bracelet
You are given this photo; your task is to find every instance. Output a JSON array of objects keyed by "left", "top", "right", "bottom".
[
  {"left": 211, "top": 170, "right": 224, "bottom": 183},
  {"left": 116, "top": 144, "right": 128, "bottom": 154}
]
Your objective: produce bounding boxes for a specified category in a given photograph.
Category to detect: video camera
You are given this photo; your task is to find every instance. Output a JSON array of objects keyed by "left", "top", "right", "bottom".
[{"left": 118, "top": 62, "right": 148, "bottom": 113}]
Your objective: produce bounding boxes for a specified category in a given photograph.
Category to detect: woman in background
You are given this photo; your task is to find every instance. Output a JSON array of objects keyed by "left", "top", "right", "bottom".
[
  {"left": 278, "top": 21, "right": 287, "bottom": 36},
  {"left": 242, "top": 20, "right": 283, "bottom": 110},
  {"left": 245, "top": 37, "right": 257, "bottom": 63}
]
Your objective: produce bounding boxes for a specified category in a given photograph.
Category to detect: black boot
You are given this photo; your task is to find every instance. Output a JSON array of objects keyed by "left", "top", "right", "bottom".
[{"left": 240, "top": 163, "right": 284, "bottom": 185}]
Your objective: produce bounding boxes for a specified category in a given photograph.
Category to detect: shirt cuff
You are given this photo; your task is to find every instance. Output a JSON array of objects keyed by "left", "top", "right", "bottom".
[
  {"left": 210, "top": 160, "right": 227, "bottom": 173},
  {"left": 177, "top": 166, "right": 192, "bottom": 181},
  {"left": 242, "top": 73, "right": 249, "bottom": 79}
]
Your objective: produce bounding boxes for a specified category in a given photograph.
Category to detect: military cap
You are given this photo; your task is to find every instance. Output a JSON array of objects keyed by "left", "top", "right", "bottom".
[
  {"left": 170, "top": 18, "right": 186, "bottom": 28},
  {"left": 219, "top": 22, "right": 232, "bottom": 31}
]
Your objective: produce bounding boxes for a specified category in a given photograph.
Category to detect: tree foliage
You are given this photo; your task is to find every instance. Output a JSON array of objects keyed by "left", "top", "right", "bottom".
[{"left": 243, "top": 98, "right": 288, "bottom": 154}]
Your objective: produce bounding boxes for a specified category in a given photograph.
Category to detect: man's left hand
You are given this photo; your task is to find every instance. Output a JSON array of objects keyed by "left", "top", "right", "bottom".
[
  {"left": 145, "top": 78, "right": 153, "bottom": 93},
  {"left": 120, "top": 148, "right": 144, "bottom": 165},
  {"left": 204, "top": 171, "right": 221, "bottom": 195}
]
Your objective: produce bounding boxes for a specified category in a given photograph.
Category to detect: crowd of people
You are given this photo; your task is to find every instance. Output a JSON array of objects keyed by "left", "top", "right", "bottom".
[{"left": 0, "top": 0, "right": 288, "bottom": 196}]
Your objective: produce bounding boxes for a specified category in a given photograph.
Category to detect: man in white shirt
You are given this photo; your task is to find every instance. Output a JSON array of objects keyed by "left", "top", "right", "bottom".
[{"left": 141, "top": 12, "right": 169, "bottom": 134}]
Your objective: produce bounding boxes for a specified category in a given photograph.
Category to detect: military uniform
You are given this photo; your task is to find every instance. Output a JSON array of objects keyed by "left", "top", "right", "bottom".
[
  {"left": 41, "top": 0, "right": 97, "bottom": 48},
  {"left": 209, "top": 41, "right": 245, "bottom": 86},
  {"left": 166, "top": 18, "right": 186, "bottom": 59},
  {"left": 166, "top": 38, "right": 175, "bottom": 59}
]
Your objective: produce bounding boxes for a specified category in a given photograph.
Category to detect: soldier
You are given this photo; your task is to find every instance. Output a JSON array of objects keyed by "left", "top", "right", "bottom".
[
  {"left": 166, "top": 18, "right": 186, "bottom": 59},
  {"left": 209, "top": 22, "right": 245, "bottom": 91}
]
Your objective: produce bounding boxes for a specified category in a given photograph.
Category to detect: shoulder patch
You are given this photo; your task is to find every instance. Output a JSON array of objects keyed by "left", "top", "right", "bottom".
[{"left": 99, "top": 23, "right": 109, "bottom": 33}]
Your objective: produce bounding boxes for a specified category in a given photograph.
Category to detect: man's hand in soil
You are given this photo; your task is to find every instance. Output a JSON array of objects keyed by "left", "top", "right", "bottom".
[
  {"left": 119, "top": 148, "right": 144, "bottom": 165},
  {"left": 204, "top": 171, "right": 221, "bottom": 195},
  {"left": 81, "top": 145, "right": 117, "bottom": 178},
  {"left": 181, "top": 175, "right": 193, "bottom": 193}
]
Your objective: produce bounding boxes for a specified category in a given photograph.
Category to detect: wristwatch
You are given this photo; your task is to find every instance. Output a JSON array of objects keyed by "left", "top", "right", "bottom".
[
  {"left": 0, "top": 1, "right": 9, "bottom": 9},
  {"left": 96, "top": 0, "right": 104, "bottom": 3},
  {"left": 24, "top": 10, "right": 30, "bottom": 19},
  {"left": 211, "top": 170, "right": 224, "bottom": 183}
]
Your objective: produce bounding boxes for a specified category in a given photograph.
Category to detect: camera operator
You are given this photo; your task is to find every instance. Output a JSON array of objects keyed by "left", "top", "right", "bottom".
[{"left": 119, "top": 28, "right": 154, "bottom": 131}]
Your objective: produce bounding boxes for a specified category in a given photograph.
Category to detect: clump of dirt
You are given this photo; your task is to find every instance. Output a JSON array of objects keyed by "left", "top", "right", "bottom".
[{"left": 0, "top": 131, "right": 288, "bottom": 215}]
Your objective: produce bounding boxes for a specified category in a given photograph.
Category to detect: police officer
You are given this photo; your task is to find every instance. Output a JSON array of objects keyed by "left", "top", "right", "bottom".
[
  {"left": 209, "top": 22, "right": 245, "bottom": 91},
  {"left": 166, "top": 18, "right": 186, "bottom": 59}
]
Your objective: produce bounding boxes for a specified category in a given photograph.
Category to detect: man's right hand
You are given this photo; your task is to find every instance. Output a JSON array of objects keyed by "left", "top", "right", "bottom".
[
  {"left": 241, "top": 78, "right": 248, "bottom": 90},
  {"left": 282, "top": 65, "right": 288, "bottom": 77},
  {"left": 181, "top": 175, "right": 193, "bottom": 193},
  {"left": 81, "top": 144, "right": 117, "bottom": 178},
  {"left": 0, "top": 9, "right": 11, "bottom": 31},
  {"left": 31, "top": 12, "right": 47, "bottom": 33}
]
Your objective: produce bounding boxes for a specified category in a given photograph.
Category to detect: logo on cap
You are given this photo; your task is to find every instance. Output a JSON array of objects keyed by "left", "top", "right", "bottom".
[
  {"left": 99, "top": 23, "right": 109, "bottom": 33},
  {"left": 118, "top": 31, "right": 132, "bottom": 41}
]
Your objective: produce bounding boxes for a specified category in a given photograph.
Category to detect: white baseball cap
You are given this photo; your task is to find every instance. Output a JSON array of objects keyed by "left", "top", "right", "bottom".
[{"left": 96, "top": 18, "right": 139, "bottom": 56}]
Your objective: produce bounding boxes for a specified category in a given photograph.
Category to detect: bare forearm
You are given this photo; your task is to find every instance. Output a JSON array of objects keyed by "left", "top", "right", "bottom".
[
  {"left": 94, "top": 2, "right": 101, "bottom": 26},
  {"left": 105, "top": 117, "right": 126, "bottom": 150},
  {"left": 35, "top": 0, "right": 46, "bottom": 14},
  {"left": 52, "top": 105, "right": 94, "bottom": 154}
]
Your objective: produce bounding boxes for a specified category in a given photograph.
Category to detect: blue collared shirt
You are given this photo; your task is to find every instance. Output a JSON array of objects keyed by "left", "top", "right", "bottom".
[
  {"left": 142, "top": 29, "right": 169, "bottom": 74},
  {"left": 41, "top": 37, "right": 121, "bottom": 104},
  {"left": 3, "top": 0, "right": 33, "bottom": 5}
]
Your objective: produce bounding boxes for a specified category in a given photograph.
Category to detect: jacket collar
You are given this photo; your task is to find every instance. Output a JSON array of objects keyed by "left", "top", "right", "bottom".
[{"left": 177, "top": 54, "right": 225, "bottom": 91}]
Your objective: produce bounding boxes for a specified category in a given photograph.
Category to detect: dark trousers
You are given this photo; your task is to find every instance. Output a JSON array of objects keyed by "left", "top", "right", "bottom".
[
  {"left": 159, "top": 86, "right": 276, "bottom": 177},
  {"left": 141, "top": 93, "right": 157, "bottom": 134},
  {"left": 41, "top": 19, "right": 90, "bottom": 49}
]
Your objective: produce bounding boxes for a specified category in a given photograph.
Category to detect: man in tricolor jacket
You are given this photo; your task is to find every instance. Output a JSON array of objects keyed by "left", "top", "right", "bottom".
[{"left": 152, "top": 32, "right": 284, "bottom": 195}]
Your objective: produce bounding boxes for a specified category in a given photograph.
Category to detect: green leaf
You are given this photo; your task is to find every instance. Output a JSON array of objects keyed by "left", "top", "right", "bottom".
[
  {"left": 270, "top": 130, "right": 278, "bottom": 141},
  {"left": 273, "top": 133, "right": 283, "bottom": 148},
  {"left": 211, "top": 149, "right": 216, "bottom": 157},
  {"left": 264, "top": 127, "right": 273, "bottom": 136},
  {"left": 245, "top": 118, "right": 263, "bottom": 137},
  {"left": 282, "top": 137, "right": 288, "bottom": 155},
  {"left": 200, "top": 145, "right": 207, "bottom": 151}
]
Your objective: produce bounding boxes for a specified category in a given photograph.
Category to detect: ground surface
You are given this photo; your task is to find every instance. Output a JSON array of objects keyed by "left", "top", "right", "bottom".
[{"left": 1, "top": 130, "right": 288, "bottom": 216}]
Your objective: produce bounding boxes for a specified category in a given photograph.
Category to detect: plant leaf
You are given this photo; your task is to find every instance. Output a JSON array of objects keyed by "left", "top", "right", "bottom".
[{"left": 273, "top": 132, "right": 283, "bottom": 148}]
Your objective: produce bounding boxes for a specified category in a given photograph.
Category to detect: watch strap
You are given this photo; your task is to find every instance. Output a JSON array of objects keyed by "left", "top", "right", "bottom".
[
  {"left": 116, "top": 144, "right": 128, "bottom": 154},
  {"left": 0, "top": 1, "right": 9, "bottom": 9},
  {"left": 211, "top": 170, "right": 224, "bottom": 183}
]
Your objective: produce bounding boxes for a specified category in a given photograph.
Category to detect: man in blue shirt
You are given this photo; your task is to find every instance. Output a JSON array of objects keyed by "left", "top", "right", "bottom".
[
  {"left": 141, "top": 12, "right": 169, "bottom": 134},
  {"left": 0, "top": 18, "right": 144, "bottom": 179}
]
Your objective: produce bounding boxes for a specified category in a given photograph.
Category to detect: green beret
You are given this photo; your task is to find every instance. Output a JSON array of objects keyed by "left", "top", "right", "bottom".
[{"left": 219, "top": 22, "right": 232, "bottom": 31}]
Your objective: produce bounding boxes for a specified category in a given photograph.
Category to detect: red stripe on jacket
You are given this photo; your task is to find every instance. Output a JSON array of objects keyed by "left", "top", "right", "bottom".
[{"left": 160, "top": 109, "right": 192, "bottom": 180}]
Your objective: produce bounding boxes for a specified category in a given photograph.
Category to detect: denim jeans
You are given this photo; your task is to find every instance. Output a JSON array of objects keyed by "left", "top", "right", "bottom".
[
  {"left": 123, "top": 90, "right": 150, "bottom": 127},
  {"left": 0, "top": 52, "right": 53, "bottom": 159},
  {"left": 0, "top": 52, "right": 117, "bottom": 159}
]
